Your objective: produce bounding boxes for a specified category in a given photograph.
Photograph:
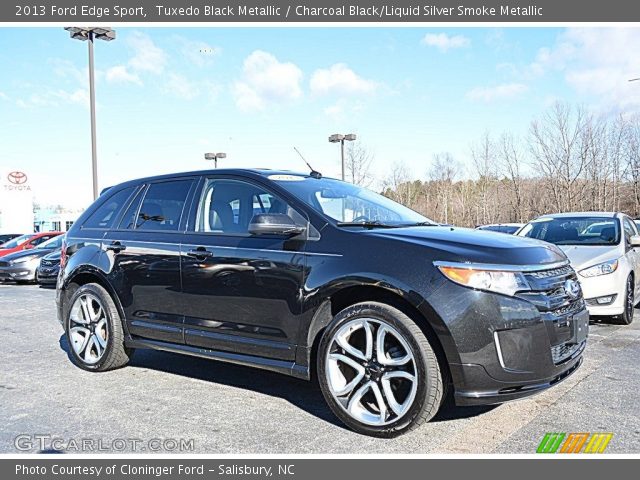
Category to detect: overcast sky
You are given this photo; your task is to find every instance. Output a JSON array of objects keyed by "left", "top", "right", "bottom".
[{"left": 1, "top": 27, "right": 639, "bottom": 208}]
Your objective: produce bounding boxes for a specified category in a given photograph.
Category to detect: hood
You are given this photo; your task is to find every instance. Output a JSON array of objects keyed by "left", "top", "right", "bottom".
[
  {"left": 557, "top": 244, "right": 622, "bottom": 271},
  {"left": 3, "top": 248, "right": 53, "bottom": 262},
  {"left": 42, "top": 250, "right": 62, "bottom": 261},
  {"left": 369, "top": 226, "right": 567, "bottom": 266}
]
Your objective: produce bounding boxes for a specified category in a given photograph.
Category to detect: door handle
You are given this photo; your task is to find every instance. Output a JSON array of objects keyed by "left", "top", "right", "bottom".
[
  {"left": 106, "top": 241, "right": 126, "bottom": 253},
  {"left": 186, "top": 247, "right": 213, "bottom": 259}
]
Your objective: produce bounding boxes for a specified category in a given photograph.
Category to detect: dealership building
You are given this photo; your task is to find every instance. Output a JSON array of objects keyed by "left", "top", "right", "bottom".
[{"left": 0, "top": 168, "right": 82, "bottom": 235}]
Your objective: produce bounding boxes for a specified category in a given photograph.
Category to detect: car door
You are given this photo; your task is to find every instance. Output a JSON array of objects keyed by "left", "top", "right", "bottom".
[
  {"left": 622, "top": 216, "right": 640, "bottom": 299},
  {"left": 103, "top": 178, "right": 197, "bottom": 344},
  {"left": 180, "top": 176, "right": 307, "bottom": 361}
]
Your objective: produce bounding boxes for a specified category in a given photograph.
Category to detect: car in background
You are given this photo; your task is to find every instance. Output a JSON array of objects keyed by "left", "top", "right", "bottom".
[
  {"left": 0, "top": 233, "right": 23, "bottom": 245},
  {"left": 634, "top": 219, "right": 640, "bottom": 232},
  {"left": 0, "top": 231, "right": 62, "bottom": 257},
  {"left": 0, "top": 234, "right": 65, "bottom": 284},
  {"left": 475, "top": 223, "right": 525, "bottom": 235},
  {"left": 517, "top": 212, "right": 640, "bottom": 324},
  {"left": 36, "top": 249, "right": 62, "bottom": 287}
]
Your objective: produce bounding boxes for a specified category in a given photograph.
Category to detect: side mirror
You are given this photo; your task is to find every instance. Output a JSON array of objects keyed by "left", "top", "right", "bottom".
[
  {"left": 248, "top": 213, "right": 306, "bottom": 237},
  {"left": 630, "top": 235, "right": 640, "bottom": 247}
]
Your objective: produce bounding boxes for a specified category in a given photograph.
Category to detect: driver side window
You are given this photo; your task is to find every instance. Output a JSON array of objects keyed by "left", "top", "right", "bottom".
[{"left": 197, "top": 179, "right": 304, "bottom": 235}]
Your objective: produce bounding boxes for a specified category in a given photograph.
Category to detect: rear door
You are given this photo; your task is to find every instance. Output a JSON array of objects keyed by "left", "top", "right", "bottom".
[
  {"left": 103, "top": 178, "right": 197, "bottom": 344},
  {"left": 179, "top": 176, "right": 307, "bottom": 361}
]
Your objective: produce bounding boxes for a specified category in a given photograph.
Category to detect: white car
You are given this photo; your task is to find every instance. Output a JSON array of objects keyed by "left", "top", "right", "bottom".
[{"left": 517, "top": 212, "right": 640, "bottom": 324}]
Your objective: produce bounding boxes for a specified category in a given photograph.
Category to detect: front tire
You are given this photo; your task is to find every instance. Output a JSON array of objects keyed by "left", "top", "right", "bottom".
[
  {"left": 317, "top": 302, "right": 443, "bottom": 437},
  {"left": 616, "top": 275, "right": 635, "bottom": 325},
  {"left": 65, "top": 283, "right": 132, "bottom": 371}
]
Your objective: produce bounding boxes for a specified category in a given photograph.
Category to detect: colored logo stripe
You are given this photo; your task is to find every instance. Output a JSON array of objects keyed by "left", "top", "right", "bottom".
[
  {"left": 584, "top": 433, "right": 613, "bottom": 453},
  {"left": 537, "top": 433, "right": 613, "bottom": 453},
  {"left": 560, "top": 433, "right": 589, "bottom": 453},
  {"left": 537, "top": 433, "right": 565, "bottom": 453}
]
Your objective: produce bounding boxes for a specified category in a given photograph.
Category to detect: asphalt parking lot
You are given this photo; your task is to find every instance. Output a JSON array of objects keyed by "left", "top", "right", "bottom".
[{"left": 1, "top": 283, "right": 639, "bottom": 454}]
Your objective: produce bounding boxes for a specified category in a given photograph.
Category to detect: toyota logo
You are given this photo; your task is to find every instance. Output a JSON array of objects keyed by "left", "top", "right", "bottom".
[
  {"left": 7, "top": 171, "right": 27, "bottom": 185},
  {"left": 564, "top": 279, "right": 581, "bottom": 299}
]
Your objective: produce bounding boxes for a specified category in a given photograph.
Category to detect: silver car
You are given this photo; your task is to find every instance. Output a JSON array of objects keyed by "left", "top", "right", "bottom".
[{"left": 518, "top": 212, "right": 640, "bottom": 324}]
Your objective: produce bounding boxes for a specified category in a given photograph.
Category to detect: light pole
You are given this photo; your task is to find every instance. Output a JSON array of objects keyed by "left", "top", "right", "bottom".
[
  {"left": 64, "top": 27, "right": 116, "bottom": 200},
  {"left": 204, "top": 152, "right": 227, "bottom": 168},
  {"left": 328, "top": 133, "right": 357, "bottom": 181}
]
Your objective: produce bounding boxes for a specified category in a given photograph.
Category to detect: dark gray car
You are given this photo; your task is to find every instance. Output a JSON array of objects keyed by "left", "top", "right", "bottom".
[{"left": 0, "top": 235, "right": 64, "bottom": 283}]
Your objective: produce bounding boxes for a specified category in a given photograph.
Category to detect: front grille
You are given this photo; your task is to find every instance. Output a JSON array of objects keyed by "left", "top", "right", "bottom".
[
  {"left": 551, "top": 341, "right": 585, "bottom": 364},
  {"left": 527, "top": 265, "right": 574, "bottom": 279},
  {"left": 0, "top": 261, "right": 8, "bottom": 268},
  {"left": 40, "top": 259, "right": 59, "bottom": 267}
]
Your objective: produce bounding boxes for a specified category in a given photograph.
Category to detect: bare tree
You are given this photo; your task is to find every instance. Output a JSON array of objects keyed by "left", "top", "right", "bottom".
[
  {"left": 498, "top": 133, "right": 527, "bottom": 222},
  {"left": 344, "top": 141, "right": 374, "bottom": 187}
]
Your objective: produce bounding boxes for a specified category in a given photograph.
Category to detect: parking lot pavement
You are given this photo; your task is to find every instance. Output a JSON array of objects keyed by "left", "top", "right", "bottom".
[{"left": 1, "top": 284, "right": 639, "bottom": 454}]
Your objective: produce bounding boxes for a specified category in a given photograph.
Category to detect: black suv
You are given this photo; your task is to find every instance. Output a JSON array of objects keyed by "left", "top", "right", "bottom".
[{"left": 56, "top": 169, "right": 588, "bottom": 437}]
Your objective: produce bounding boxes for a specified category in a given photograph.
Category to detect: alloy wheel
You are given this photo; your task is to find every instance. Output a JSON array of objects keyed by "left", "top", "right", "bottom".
[
  {"left": 324, "top": 318, "right": 418, "bottom": 426},
  {"left": 68, "top": 293, "right": 109, "bottom": 365}
]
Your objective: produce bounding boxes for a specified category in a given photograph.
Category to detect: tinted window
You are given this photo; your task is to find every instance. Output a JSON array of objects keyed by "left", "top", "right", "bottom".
[
  {"left": 197, "top": 179, "right": 302, "bottom": 234},
  {"left": 83, "top": 187, "right": 135, "bottom": 229},
  {"left": 623, "top": 218, "right": 637, "bottom": 244},
  {"left": 30, "top": 235, "right": 55, "bottom": 246},
  {"left": 519, "top": 217, "right": 620, "bottom": 246},
  {"left": 118, "top": 187, "right": 146, "bottom": 230},
  {"left": 0, "top": 234, "right": 34, "bottom": 248},
  {"left": 136, "top": 180, "right": 193, "bottom": 231}
]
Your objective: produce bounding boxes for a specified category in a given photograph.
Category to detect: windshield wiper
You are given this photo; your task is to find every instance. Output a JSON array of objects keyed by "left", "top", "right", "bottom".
[
  {"left": 336, "top": 221, "right": 399, "bottom": 229},
  {"left": 400, "top": 221, "right": 439, "bottom": 227}
]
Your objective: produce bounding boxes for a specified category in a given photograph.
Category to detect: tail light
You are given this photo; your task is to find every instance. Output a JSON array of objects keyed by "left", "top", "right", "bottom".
[{"left": 60, "top": 238, "right": 68, "bottom": 269}]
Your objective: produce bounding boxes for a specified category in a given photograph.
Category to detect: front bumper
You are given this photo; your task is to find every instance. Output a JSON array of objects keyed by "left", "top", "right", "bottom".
[
  {"left": 36, "top": 265, "right": 59, "bottom": 285},
  {"left": 426, "top": 268, "right": 589, "bottom": 406},
  {"left": 0, "top": 263, "right": 37, "bottom": 282},
  {"left": 578, "top": 270, "right": 626, "bottom": 316}
]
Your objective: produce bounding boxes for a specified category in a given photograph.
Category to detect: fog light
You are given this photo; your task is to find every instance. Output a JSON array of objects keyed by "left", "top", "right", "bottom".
[{"left": 596, "top": 295, "right": 615, "bottom": 305}]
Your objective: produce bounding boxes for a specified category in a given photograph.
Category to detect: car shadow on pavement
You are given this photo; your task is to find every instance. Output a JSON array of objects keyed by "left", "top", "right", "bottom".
[{"left": 58, "top": 335, "right": 495, "bottom": 431}]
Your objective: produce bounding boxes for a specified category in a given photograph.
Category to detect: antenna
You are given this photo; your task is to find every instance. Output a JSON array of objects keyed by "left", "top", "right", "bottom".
[{"left": 293, "top": 147, "right": 322, "bottom": 179}]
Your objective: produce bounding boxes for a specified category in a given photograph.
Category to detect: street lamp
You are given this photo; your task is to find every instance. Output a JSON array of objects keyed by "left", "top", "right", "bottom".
[
  {"left": 204, "top": 152, "right": 227, "bottom": 168},
  {"left": 64, "top": 27, "right": 116, "bottom": 200},
  {"left": 328, "top": 133, "right": 357, "bottom": 181}
]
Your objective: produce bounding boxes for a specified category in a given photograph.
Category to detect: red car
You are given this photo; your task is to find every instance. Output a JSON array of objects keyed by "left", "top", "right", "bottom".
[{"left": 0, "top": 232, "right": 63, "bottom": 257}]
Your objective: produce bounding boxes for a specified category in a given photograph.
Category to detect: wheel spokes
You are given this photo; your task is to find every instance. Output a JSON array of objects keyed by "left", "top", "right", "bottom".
[
  {"left": 376, "top": 325, "right": 412, "bottom": 366},
  {"left": 327, "top": 353, "right": 365, "bottom": 396},
  {"left": 70, "top": 326, "right": 90, "bottom": 355},
  {"left": 381, "top": 371, "right": 417, "bottom": 417},
  {"left": 68, "top": 293, "right": 109, "bottom": 365},
  {"left": 347, "top": 381, "right": 388, "bottom": 425},
  {"left": 335, "top": 319, "right": 373, "bottom": 361}
]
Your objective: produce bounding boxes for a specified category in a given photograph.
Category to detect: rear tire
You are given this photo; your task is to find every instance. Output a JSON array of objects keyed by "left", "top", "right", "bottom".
[
  {"left": 317, "top": 302, "right": 443, "bottom": 437},
  {"left": 65, "top": 283, "right": 132, "bottom": 371}
]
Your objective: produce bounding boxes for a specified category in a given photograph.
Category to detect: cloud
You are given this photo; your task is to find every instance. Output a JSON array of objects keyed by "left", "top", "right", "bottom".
[
  {"left": 310, "top": 64, "right": 378, "bottom": 96},
  {"left": 16, "top": 89, "right": 89, "bottom": 108},
  {"left": 127, "top": 32, "right": 167, "bottom": 74},
  {"left": 163, "top": 73, "right": 200, "bottom": 100},
  {"left": 527, "top": 28, "right": 640, "bottom": 110},
  {"left": 232, "top": 50, "right": 303, "bottom": 111},
  {"left": 106, "top": 65, "right": 142, "bottom": 86},
  {"left": 421, "top": 33, "right": 470, "bottom": 52},
  {"left": 175, "top": 36, "right": 222, "bottom": 67},
  {"left": 466, "top": 83, "right": 528, "bottom": 102},
  {"left": 0, "top": 91, "right": 8, "bottom": 101}
]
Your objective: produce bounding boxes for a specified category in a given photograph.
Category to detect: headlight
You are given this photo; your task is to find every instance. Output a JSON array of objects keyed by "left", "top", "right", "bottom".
[
  {"left": 579, "top": 259, "right": 618, "bottom": 278},
  {"left": 11, "top": 255, "right": 38, "bottom": 265},
  {"left": 436, "top": 263, "right": 530, "bottom": 296}
]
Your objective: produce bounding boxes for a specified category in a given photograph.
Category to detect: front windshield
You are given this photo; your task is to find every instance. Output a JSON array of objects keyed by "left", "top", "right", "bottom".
[
  {"left": 519, "top": 217, "right": 620, "bottom": 246},
  {"left": 271, "top": 175, "right": 433, "bottom": 226},
  {"left": 36, "top": 234, "right": 64, "bottom": 250},
  {"left": 0, "top": 233, "right": 33, "bottom": 249}
]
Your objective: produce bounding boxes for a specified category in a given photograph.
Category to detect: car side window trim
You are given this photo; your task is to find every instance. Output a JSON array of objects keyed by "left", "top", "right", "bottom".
[{"left": 80, "top": 186, "right": 138, "bottom": 231}]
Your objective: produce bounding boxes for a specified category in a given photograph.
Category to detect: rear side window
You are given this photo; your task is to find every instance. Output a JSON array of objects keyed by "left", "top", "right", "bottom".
[
  {"left": 82, "top": 187, "right": 135, "bottom": 229},
  {"left": 135, "top": 180, "right": 193, "bottom": 231}
]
